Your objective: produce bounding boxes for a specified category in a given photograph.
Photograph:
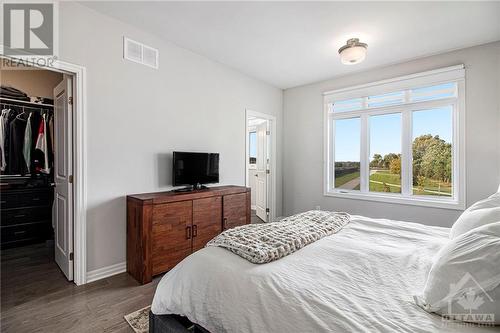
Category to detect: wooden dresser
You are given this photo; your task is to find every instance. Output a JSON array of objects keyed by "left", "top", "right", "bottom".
[{"left": 127, "top": 185, "right": 250, "bottom": 284}]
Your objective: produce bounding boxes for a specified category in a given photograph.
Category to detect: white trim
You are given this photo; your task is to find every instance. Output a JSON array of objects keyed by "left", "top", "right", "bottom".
[
  {"left": 245, "top": 110, "right": 277, "bottom": 222},
  {"left": 401, "top": 110, "right": 412, "bottom": 196},
  {"left": 324, "top": 67, "right": 464, "bottom": 104},
  {"left": 324, "top": 65, "right": 465, "bottom": 210},
  {"left": 324, "top": 64, "right": 464, "bottom": 96},
  {"left": 324, "top": 191, "right": 462, "bottom": 210},
  {"left": 0, "top": 54, "right": 88, "bottom": 285},
  {"left": 86, "top": 262, "right": 126, "bottom": 283},
  {"left": 328, "top": 97, "right": 459, "bottom": 119},
  {"left": 456, "top": 79, "right": 466, "bottom": 209}
]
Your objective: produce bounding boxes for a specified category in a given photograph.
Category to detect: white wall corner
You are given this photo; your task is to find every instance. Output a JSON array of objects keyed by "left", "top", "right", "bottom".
[{"left": 86, "top": 262, "right": 127, "bottom": 283}]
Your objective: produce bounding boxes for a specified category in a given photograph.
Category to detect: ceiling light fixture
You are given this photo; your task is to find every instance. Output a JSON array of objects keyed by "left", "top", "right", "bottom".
[{"left": 338, "top": 38, "right": 368, "bottom": 65}]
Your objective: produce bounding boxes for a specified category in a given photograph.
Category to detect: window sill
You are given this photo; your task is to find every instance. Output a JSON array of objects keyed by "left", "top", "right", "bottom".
[{"left": 324, "top": 190, "right": 465, "bottom": 210}]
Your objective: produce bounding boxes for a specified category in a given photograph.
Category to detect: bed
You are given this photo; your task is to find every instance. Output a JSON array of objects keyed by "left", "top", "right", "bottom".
[{"left": 150, "top": 215, "right": 500, "bottom": 333}]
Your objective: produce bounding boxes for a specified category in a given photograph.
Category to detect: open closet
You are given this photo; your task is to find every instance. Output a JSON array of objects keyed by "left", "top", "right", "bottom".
[{"left": 0, "top": 65, "right": 74, "bottom": 283}]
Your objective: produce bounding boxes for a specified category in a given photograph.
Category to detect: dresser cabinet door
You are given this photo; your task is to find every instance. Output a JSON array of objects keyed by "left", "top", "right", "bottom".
[
  {"left": 192, "top": 196, "right": 222, "bottom": 252},
  {"left": 223, "top": 193, "right": 248, "bottom": 230},
  {"left": 152, "top": 201, "right": 193, "bottom": 275}
]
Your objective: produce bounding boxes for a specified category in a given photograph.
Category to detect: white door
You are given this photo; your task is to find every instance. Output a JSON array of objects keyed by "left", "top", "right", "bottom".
[
  {"left": 53, "top": 75, "right": 74, "bottom": 281},
  {"left": 255, "top": 121, "right": 268, "bottom": 222}
]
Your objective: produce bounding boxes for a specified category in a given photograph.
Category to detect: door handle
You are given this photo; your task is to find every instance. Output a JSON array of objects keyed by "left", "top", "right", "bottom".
[
  {"left": 193, "top": 225, "right": 198, "bottom": 237},
  {"left": 186, "top": 226, "right": 192, "bottom": 240},
  {"left": 223, "top": 217, "right": 228, "bottom": 229}
]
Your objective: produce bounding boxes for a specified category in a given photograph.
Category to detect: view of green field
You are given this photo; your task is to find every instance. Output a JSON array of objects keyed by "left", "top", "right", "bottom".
[
  {"left": 335, "top": 168, "right": 451, "bottom": 196},
  {"left": 334, "top": 134, "right": 452, "bottom": 197},
  {"left": 413, "top": 177, "right": 452, "bottom": 196},
  {"left": 334, "top": 171, "right": 359, "bottom": 188},
  {"left": 369, "top": 170, "right": 401, "bottom": 193}
]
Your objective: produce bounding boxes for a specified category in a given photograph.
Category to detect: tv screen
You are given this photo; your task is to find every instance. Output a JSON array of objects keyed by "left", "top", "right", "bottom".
[{"left": 173, "top": 152, "right": 219, "bottom": 186}]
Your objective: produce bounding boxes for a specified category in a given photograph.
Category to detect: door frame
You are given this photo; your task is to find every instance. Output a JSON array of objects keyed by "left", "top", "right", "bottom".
[
  {"left": 245, "top": 109, "right": 276, "bottom": 222},
  {"left": 1, "top": 54, "right": 88, "bottom": 285}
]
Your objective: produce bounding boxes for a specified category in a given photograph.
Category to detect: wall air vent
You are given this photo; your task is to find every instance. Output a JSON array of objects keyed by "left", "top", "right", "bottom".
[{"left": 123, "top": 37, "right": 159, "bottom": 69}]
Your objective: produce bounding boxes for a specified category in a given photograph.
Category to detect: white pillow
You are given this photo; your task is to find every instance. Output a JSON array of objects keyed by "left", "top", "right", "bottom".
[
  {"left": 415, "top": 222, "right": 500, "bottom": 324},
  {"left": 450, "top": 193, "right": 500, "bottom": 239}
]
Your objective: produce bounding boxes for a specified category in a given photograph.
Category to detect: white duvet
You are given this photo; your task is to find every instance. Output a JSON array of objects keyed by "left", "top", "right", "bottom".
[{"left": 151, "top": 215, "right": 500, "bottom": 333}]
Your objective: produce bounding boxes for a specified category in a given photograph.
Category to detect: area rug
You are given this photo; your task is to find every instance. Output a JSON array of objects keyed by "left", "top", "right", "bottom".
[{"left": 124, "top": 306, "right": 150, "bottom": 333}]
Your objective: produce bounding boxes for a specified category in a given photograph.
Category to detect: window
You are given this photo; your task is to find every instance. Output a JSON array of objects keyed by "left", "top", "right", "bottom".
[
  {"left": 412, "top": 106, "right": 453, "bottom": 197},
  {"left": 367, "top": 91, "right": 405, "bottom": 108},
  {"left": 249, "top": 131, "right": 257, "bottom": 165},
  {"left": 334, "top": 118, "right": 360, "bottom": 190},
  {"left": 332, "top": 98, "right": 364, "bottom": 113},
  {"left": 369, "top": 113, "right": 402, "bottom": 194},
  {"left": 325, "top": 65, "right": 465, "bottom": 209},
  {"left": 410, "top": 82, "right": 456, "bottom": 102}
]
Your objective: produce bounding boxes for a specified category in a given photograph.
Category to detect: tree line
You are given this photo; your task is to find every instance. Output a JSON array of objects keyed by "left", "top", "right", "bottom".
[{"left": 369, "top": 134, "right": 451, "bottom": 184}]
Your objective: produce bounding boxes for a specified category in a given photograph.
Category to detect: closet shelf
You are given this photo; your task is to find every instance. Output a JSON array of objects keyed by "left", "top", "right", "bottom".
[{"left": 0, "top": 97, "right": 54, "bottom": 108}]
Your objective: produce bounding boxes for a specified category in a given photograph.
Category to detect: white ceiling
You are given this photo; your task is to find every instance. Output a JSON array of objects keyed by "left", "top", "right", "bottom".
[{"left": 82, "top": 1, "right": 500, "bottom": 89}]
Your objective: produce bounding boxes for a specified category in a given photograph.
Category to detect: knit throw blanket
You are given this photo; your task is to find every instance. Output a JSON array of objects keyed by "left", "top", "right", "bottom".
[{"left": 206, "top": 210, "right": 350, "bottom": 264}]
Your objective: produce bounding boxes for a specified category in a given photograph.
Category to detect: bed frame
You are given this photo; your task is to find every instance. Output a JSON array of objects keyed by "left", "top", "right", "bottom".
[{"left": 149, "top": 311, "right": 211, "bottom": 333}]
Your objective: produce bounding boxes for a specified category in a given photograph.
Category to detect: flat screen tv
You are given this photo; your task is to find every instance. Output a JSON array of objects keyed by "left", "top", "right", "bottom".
[{"left": 173, "top": 152, "right": 219, "bottom": 190}]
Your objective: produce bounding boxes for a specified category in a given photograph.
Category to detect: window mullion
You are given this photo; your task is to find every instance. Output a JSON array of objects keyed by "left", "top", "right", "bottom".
[
  {"left": 360, "top": 114, "right": 369, "bottom": 193},
  {"left": 404, "top": 89, "right": 411, "bottom": 103},
  {"left": 401, "top": 110, "right": 412, "bottom": 196},
  {"left": 330, "top": 116, "right": 335, "bottom": 191}
]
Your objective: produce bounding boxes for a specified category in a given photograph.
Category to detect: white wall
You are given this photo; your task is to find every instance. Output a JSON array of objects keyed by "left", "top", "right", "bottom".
[
  {"left": 283, "top": 42, "right": 500, "bottom": 227},
  {"left": 58, "top": 3, "right": 283, "bottom": 272}
]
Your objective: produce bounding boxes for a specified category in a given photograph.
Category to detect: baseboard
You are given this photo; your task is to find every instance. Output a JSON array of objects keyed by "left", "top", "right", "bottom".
[{"left": 86, "top": 261, "right": 126, "bottom": 283}]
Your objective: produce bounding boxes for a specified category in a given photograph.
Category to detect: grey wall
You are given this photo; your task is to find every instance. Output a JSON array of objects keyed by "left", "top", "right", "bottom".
[
  {"left": 58, "top": 3, "right": 283, "bottom": 272},
  {"left": 283, "top": 42, "right": 500, "bottom": 227}
]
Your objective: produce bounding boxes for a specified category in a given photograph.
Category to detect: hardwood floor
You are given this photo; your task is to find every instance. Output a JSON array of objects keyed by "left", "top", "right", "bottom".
[
  {"left": 251, "top": 209, "right": 265, "bottom": 224},
  {"left": 1, "top": 243, "right": 160, "bottom": 332}
]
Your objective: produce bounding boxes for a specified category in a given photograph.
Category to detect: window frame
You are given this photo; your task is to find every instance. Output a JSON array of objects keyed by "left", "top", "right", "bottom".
[{"left": 324, "top": 65, "right": 465, "bottom": 210}]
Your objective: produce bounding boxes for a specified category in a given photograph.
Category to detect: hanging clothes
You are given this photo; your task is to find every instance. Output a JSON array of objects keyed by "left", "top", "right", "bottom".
[
  {"left": 0, "top": 109, "right": 8, "bottom": 171},
  {"left": 7, "top": 112, "right": 28, "bottom": 175},
  {"left": 35, "top": 114, "right": 50, "bottom": 174},
  {"left": 49, "top": 114, "right": 54, "bottom": 152},
  {"left": 46, "top": 114, "right": 54, "bottom": 170},
  {"left": 29, "top": 111, "right": 42, "bottom": 172},
  {"left": 0, "top": 100, "right": 54, "bottom": 176},
  {"left": 23, "top": 112, "right": 33, "bottom": 172},
  {"left": 3, "top": 108, "right": 18, "bottom": 172}
]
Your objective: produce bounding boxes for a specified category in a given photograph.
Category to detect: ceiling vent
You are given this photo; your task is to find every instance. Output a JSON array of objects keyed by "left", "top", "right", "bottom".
[{"left": 123, "top": 37, "right": 159, "bottom": 69}]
